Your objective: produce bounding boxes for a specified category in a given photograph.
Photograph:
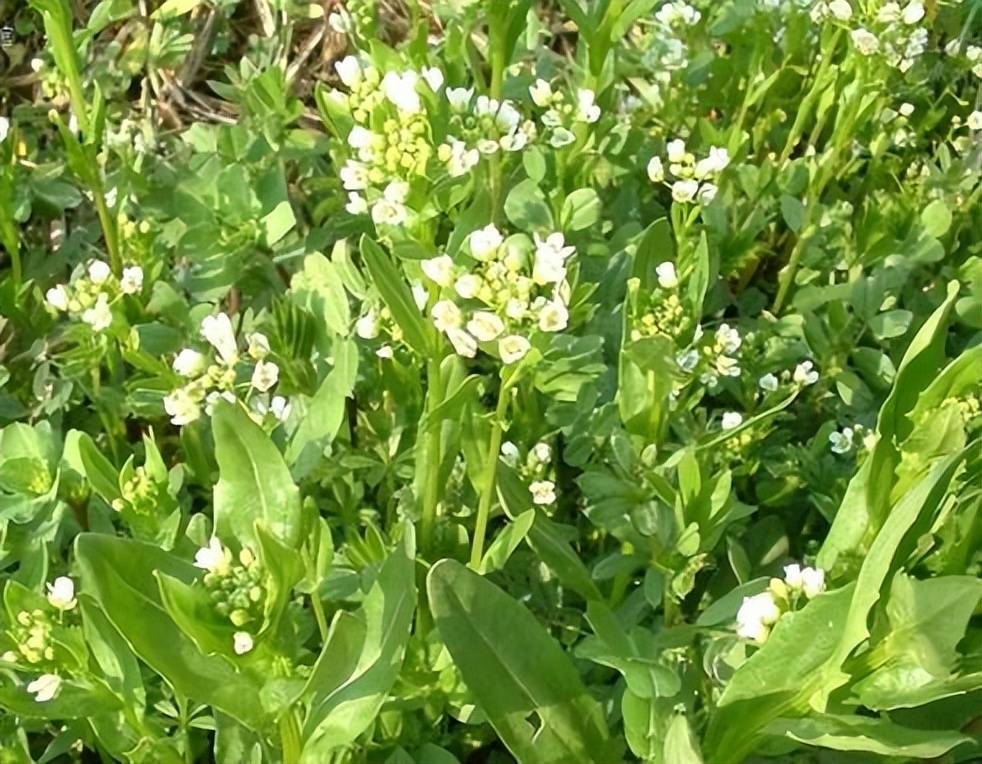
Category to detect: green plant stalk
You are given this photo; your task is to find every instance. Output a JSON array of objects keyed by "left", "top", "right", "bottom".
[
  {"left": 0, "top": 172, "right": 20, "bottom": 287},
  {"left": 778, "top": 28, "right": 842, "bottom": 164},
  {"left": 419, "top": 357, "right": 445, "bottom": 555},
  {"left": 279, "top": 710, "right": 303, "bottom": 764},
  {"left": 469, "top": 388, "right": 509, "bottom": 569}
]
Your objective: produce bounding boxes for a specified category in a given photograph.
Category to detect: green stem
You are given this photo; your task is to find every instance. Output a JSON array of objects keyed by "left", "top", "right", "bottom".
[
  {"left": 92, "top": 179, "right": 121, "bottom": 273},
  {"left": 778, "top": 29, "right": 842, "bottom": 164},
  {"left": 420, "top": 358, "right": 444, "bottom": 555},
  {"left": 279, "top": 711, "right": 303, "bottom": 764},
  {"left": 469, "top": 388, "right": 509, "bottom": 569}
]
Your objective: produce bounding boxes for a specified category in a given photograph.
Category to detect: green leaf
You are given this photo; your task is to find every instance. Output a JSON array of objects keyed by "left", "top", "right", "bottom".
[
  {"left": 427, "top": 559, "right": 616, "bottom": 764},
  {"left": 920, "top": 199, "right": 952, "bottom": 238},
  {"left": 150, "top": 0, "right": 202, "bottom": 19},
  {"left": 480, "top": 509, "right": 535, "bottom": 573},
  {"left": 360, "top": 236, "right": 434, "bottom": 356},
  {"left": 212, "top": 401, "right": 301, "bottom": 548},
  {"left": 780, "top": 195, "right": 806, "bottom": 233},
  {"left": 770, "top": 714, "right": 969, "bottom": 758},
  {"left": 301, "top": 533, "right": 416, "bottom": 754},
  {"left": 561, "top": 189, "right": 601, "bottom": 231},
  {"left": 869, "top": 309, "right": 913, "bottom": 340},
  {"left": 504, "top": 179, "right": 554, "bottom": 231},
  {"left": 290, "top": 252, "right": 351, "bottom": 337},
  {"left": 664, "top": 713, "right": 704, "bottom": 764},
  {"left": 74, "top": 534, "right": 266, "bottom": 728},
  {"left": 77, "top": 432, "right": 121, "bottom": 503}
]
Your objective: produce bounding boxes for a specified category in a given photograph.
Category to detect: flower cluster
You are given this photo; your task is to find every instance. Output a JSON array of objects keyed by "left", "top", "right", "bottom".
[
  {"left": 627, "top": 263, "right": 687, "bottom": 343},
  {"left": 648, "top": 139, "right": 729, "bottom": 204},
  {"left": 945, "top": 40, "right": 982, "bottom": 80},
  {"left": 815, "top": 1, "right": 929, "bottom": 72},
  {"left": 527, "top": 79, "right": 600, "bottom": 148},
  {"left": 163, "top": 314, "right": 286, "bottom": 426},
  {"left": 333, "top": 57, "right": 443, "bottom": 224},
  {"left": 736, "top": 563, "right": 826, "bottom": 643},
  {"left": 502, "top": 440, "right": 555, "bottom": 506},
  {"left": 676, "top": 323, "right": 744, "bottom": 387},
  {"left": 828, "top": 423, "right": 869, "bottom": 454},
  {"left": 193, "top": 538, "right": 265, "bottom": 655},
  {"left": 438, "top": 90, "right": 536, "bottom": 176},
  {"left": 45, "top": 260, "right": 144, "bottom": 332},
  {"left": 421, "top": 225, "right": 574, "bottom": 363}
]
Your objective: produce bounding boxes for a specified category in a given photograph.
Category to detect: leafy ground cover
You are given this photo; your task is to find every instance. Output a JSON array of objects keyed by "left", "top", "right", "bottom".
[{"left": 0, "top": 0, "right": 981, "bottom": 761}]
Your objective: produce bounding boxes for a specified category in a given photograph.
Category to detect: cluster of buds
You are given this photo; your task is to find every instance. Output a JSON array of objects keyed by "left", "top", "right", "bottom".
[
  {"left": 736, "top": 563, "right": 826, "bottom": 643},
  {"left": 163, "top": 314, "right": 284, "bottom": 426},
  {"left": 333, "top": 57, "right": 445, "bottom": 225},
  {"left": 45, "top": 260, "right": 144, "bottom": 332},
  {"left": 194, "top": 539, "right": 265, "bottom": 655},
  {"left": 438, "top": 90, "right": 536, "bottom": 177},
  {"left": 502, "top": 441, "right": 555, "bottom": 506},
  {"left": 421, "top": 224, "right": 573, "bottom": 364},
  {"left": 626, "top": 263, "right": 686, "bottom": 343},
  {"left": 648, "top": 139, "right": 729, "bottom": 205},
  {"left": 112, "top": 465, "right": 168, "bottom": 516},
  {"left": 527, "top": 79, "right": 600, "bottom": 148}
]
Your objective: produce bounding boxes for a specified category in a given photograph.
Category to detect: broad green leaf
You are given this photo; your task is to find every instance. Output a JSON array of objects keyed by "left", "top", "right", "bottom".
[
  {"left": 360, "top": 236, "right": 434, "bottom": 356},
  {"left": 74, "top": 534, "right": 266, "bottom": 728},
  {"left": 920, "top": 199, "right": 952, "bottom": 237},
  {"left": 504, "top": 179, "right": 554, "bottom": 231},
  {"left": 427, "top": 559, "right": 616, "bottom": 764},
  {"left": 561, "top": 188, "right": 601, "bottom": 231},
  {"left": 150, "top": 0, "right": 202, "bottom": 19},
  {"left": 301, "top": 533, "right": 416, "bottom": 755},
  {"left": 769, "top": 714, "right": 969, "bottom": 758},
  {"left": 664, "top": 713, "right": 704, "bottom": 764},
  {"left": 290, "top": 252, "right": 351, "bottom": 337},
  {"left": 480, "top": 509, "right": 535, "bottom": 573},
  {"left": 212, "top": 401, "right": 301, "bottom": 548}
]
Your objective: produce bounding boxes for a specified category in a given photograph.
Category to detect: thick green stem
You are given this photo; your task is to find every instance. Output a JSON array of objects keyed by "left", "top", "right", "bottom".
[
  {"left": 92, "top": 180, "right": 121, "bottom": 273},
  {"left": 420, "top": 358, "right": 444, "bottom": 555},
  {"left": 469, "top": 389, "right": 509, "bottom": 569},
  {"left": 279, "top": 711, "right": 303, "bottom": 764}
]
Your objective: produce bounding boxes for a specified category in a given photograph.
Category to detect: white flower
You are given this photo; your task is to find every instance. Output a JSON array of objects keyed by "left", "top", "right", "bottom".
[
  {"left": 736, "top": 592, "right": 781, "bottom": 643},
  {"left": 529, "top": 479, "right": 556, "bottom": 505},
  {"left": 899, "top": 102, "right": 915, "bottom": 117},
  {"left": 251, "top": 360, "right": 279, "bottom": 392},
  {"left": 0, "top": 117, "right": 8, "bottom": 144},
  {"left": 172, "top": 349, "right": 205, "bottom": 377},
  {"left": 270, "top": 395, "right": 291, "bottom": 421},
  {"left": 655, "top": 261, "right": 678, "bottom": 289},
  {"left": 422, "top": 255, "right": 455, "bottom": 287},
  {"left": 531, "top": 441, "right": 552, "bottom": 464},
  {"left": 549, "top": 127, "right": 576, "bottom": 148},
  {"left": 446, "top": 326, "right": 478, "bottom": 358},
  {"left": 529, "top": 79, "right": 552, "bottom": 107},
  {"left": 500, "top": 129, "right": 529, "bottom": 152},
  {"left": 538, "top": 300, "right": 569, "bottom": 332},
  {"left": 647, "top": 156, "right": 665, "bottom": 183},
  {"left": 498, "top": 335, "right": 530, "bottom": 364},
  {"left": 163, "top": 387, "right": 201, "bottom": 426},
  {"left": 327, "top": 10, "right": 351, "bottom": 32},
  {"left": 376, "top": 345, "right": 393, "bottom": 359},
  {"left": 446, "top": 87, "right": 473, "bottom": 111},
  {"left": 466, "top": 311, "right": 505, "bottom": 342},
  {"left": 422, "top": 67, "right": 444, "bottom": 92},
  {"left": 968, "top": 111, "right": 982, "bottom": 131},
  {"left": 801, "top": 567, "right": 826, "bottom": 598},
  {"left": 783, "top": 564, "right": 803, "bottom": 589},
  {"left": 827, "top": 0, "right": 852, "bottom": 19},
  {"left": 829, "top": 427, "right": 855, "bottom": 454},
  {"left": 454, "top": 274, "right": 482, "bottom": 299},
  {"left": 877, "top": 1, "right": 901, "bottom": 21},
  {"left": 501, "top": 441, "right": 520, "bottom": 465},
  {"left": 82, "top": 293, "right": 112, "bottom": 332},
  {"left": 340, "top": 161, "right": 370, "bottom": 191},
  {"left": 194, "top": 538, "right": 232, "bottom": 575},
  {"left": 46, "top": 577, "right": 76, "bottom": 611},
  {"left": 204, "top": 390, "right": 237, "bottom": 415},
  {"left": 758, "top": 373, "right": 779, "bottom": 392},
  {"left": 671, "top": 179, "right": 699, "bottom": 203},
  {"left": 346, "top": 192, "right": 368, "bottom": 215},
  {"left": 851, "top": 28, "right": 880, "bottom": 56},
  {"left": 246, "top": 332, "right": 270, "bottom": 360},
  {"left": 469, "top": 224, "right": 503, "bottom": 261},
  {"left": 695, "top": 146, "right": 730, "bottom": 178},
  {"left": 27, "top": 674, "right": 61, "bottom": 703},
  {"left": 793, "top": 360, "right": 819, "bottom": 386},
  {"left": 201, "top": 313, "right": 238, "bottom": 364},
  {"left": 371, "top": 198, "right": 407, "bottom": 226},
  {"left": 697, "top": 183, "right": 719, "bottom": 205},
  {"left": 233, "top": 631, "right": 254, "bottom": 655},
  {"left": 335, "top": 56, "right": 362, "bottom": 87},
  {"left": 721, "top": 412, "right": 743, "bottom": 430},
  {"left": 676, "top": 349, "right": 699, "bottom": 372},
  {"left": 715, "top": 324, "right": 742, "bottom": 353},
  {"left": 412, "top": 282, "right": 429, "bottom": 310},
  {"left": 431, "top": 300, "right": 462, "bottom": 332},
  {"left": 347, "top": 125, "right": 376, "bottom": 152},
  {"left": 666, "top": 138, "right": 687, "bottom": 163},
  {"left": 46, "top": 285, "right": 70, "bottom": 312},
  {"left": 88, "top": 260, "right": 112, "bottom": 285},
  {"left": 902, "top": 1, "right": 924, "bottom": 24},
  {"left": 496, "top": 101, "right": 521, "bottom": 132},
  {"left": 355, "top": 309, "right": 380, "bottom": 339},
  {"left": 477, "top": 138, "right": 500, "bottom": 155},
  {"left": 576, "top": 89, "right": 601, "bottom": 123},
  {"left": 382, "top": 71, "right": 421, "bottom": 113},
  {"left": 533, "top": 232, "right": 575, "bottom": 285},
  {"left": 120, "top": 265, "right": 143, "bottom": 295}
]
